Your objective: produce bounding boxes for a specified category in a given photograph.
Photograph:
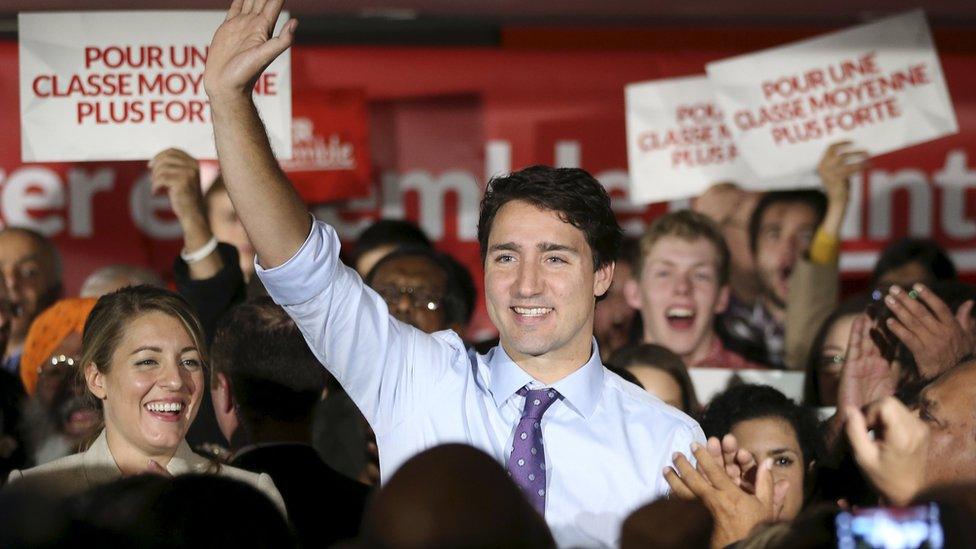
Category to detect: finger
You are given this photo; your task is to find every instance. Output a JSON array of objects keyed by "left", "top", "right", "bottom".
[
  {"left": 838, "top": 151, "right": 870, "bottom": 166},
  {"left": 844, "top": 406, "right": 879, "bottom": 466},
  {"left": 847, "top": 315, "right": 865, "bottom": 362},
  {"left": 772, "top": 479, "right": 790, "bottom": 519},
  {"left": 886, "top": 287, "right": 936, "bottom": 338},
  {"left": 253, "top": 18, "right": 296, "bottom": 64},
  {"left": 672, "top": 452, "right": 713, "bottom": 496},
  {"left": 721, "top": 434, "right": 742, "bottom": 482},
  {"left": 226, "top": 0, "right": 244, "bottom": 20},
  {"left": 911, "top": 283, "right": 956, "bottom": 326},
  {"left": 706, "top": 437, "right": 729, "bottom": 480},
  {"left": 240, "top": 0, "right": 256, "bottom": 15},
  {"left": 260, "top": 0, "right": 285, "bottom": 25},
  {"left": 692, "top": 443, "right": 736, "bottom": 490},
  {"left": 663, "top": 466, "right": 697, "bottom": 500},
  {"left": 754, "top": 457, "right": 774, "bottom": 508},
  {"left": 736, "top": 447, "right": 758, "bottom": 476},
  {"left": 827, "top": 141, "right": 853, "bottom": 155},
  {"left": 885, "top": 317, "right": 924, "bottom": 353}
]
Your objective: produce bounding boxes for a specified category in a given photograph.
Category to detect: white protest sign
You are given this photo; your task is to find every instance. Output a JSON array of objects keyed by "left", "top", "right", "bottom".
[
  {"left": 706, "top": 10, "right": 957, "bottom": 180},
  {"left": 625, "top": 75, "right": 762, "bottom": 205},
  {"left": 19, "top": 11, "right": 292, "bottom": 162}
]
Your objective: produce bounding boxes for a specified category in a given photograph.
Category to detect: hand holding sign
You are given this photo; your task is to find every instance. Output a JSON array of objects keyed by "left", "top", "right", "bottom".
[
  {"left": 149, "top": 148, "right": 205, "bottom": 222},
  {"left": 816, "top": 141, "right": 868, "bottom": 237},
  {"left": 204, "top": 0, "right": 296, "bottom": 102},
  {"left": 150, "top": 148, "right": 223, "bottom": 278}
]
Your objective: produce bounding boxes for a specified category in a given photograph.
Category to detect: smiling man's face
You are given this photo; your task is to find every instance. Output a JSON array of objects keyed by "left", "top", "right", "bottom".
[{"left": 484, "top": 200, "right": 612, "bottom": 365}]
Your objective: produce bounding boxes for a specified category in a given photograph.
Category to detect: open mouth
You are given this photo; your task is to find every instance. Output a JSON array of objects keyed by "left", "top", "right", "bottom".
[
  {"left": 512, "top": 306, "right": 553, "bottom": 320},
  {"left": 144, "top": 400, "right": 186, "bottom": 422},
  {"left": 779, "top": 265, "right": 794, "bottom": 284},
  {"left": 665, "top": 306, "right": 696, "bottom": 330}
]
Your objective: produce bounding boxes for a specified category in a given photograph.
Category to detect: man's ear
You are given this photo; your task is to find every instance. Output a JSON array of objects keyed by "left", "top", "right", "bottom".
[
  {"left": 212, "top": 372, "right": 235, "bottom": 414},
  {"left": 594, "top": 261, "right": 615, "bottom": 299},
  {"left": 623, "top": 277, "right": 643, "bottom": 311},
  {"left": 85, "top": 362, "right": 106, "bottom": 400},
  {"left": 714, "top": 285, "right": 731, "bottom": 315}
]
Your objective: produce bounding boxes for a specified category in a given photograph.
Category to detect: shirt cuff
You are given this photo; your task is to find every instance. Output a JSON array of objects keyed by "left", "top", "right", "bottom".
[
  {"left": 255, "top": 217, "right": 341, "bottom": 306},
  {"left": 808, "top": 228, "right": 840, "bottom": 265}
]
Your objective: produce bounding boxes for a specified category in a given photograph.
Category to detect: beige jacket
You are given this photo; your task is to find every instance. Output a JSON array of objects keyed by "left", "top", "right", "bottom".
[{"left": 6, "top": 430, "right": 286, "bottom": 517}]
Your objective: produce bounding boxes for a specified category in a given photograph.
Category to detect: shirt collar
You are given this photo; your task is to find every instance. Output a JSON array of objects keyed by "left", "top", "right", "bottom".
[{"left": 487, "top": 338, "right": 605, "bottom": 419}]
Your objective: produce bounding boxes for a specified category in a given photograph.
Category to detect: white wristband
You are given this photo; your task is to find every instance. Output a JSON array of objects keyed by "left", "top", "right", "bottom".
[{"left": 180, "top": 236, "right": 218, "bottom": 264}]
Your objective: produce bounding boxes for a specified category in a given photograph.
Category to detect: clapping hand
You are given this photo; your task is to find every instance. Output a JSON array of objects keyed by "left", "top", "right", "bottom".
[
  {"left": 837, "top": 314, "right": 898, "bottom": 411},
  {"left": 883, "top": 284, "right": 975, "bottom": 379},
  {"left": 665, "top": 443, "right": 789, "bottom": 548},
  {"left": 844, "top": 397, "right": 928, "bottom": 505}
]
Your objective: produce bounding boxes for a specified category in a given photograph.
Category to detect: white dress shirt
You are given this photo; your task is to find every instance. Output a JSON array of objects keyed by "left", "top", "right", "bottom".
[{"left": 257, "top": 220, "right": 705, "bottom": 548}]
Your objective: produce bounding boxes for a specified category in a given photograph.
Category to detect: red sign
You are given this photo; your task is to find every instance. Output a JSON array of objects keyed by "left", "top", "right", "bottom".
[{"left": 281, "top": 89, "right": 371, "bottom": 203}]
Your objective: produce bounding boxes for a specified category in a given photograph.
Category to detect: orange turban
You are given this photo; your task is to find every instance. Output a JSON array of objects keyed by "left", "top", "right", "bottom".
[{"left": 20, "top": 297, "right": 97, "bottom": 395}]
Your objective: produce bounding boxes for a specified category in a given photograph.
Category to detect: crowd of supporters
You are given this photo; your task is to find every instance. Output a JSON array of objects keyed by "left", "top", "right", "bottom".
[{"left": 1, "top": 2, "right": 975, "bottom": 548}]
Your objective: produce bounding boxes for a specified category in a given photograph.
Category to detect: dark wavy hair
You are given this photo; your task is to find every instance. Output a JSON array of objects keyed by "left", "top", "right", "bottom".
[
  {"left": 477, "top": 165, "right": 622, "bottom": 273},
  {"left": 700, "top": 384, "right": 823, "bottom": 483}
]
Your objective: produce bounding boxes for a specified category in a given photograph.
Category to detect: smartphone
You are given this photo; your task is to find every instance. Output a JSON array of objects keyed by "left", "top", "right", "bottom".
[{"left": 836, "top": 503, "right": 943, "bottom": 549}]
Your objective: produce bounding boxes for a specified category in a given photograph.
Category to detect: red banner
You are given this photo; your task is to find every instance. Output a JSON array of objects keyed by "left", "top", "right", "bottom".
[
  {"left": 281, "top": 88, "right": 371, "bottom": 203},
  {"left": 2, "top": 32, "right": 976, "bottom": 339}
]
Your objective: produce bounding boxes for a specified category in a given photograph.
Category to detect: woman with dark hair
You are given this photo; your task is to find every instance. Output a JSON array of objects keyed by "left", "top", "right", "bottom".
[
  {"left": 699, "top": 384, "right": 823, "bottom": 521},
  {"left": 608, "top": 343, "right": 701, "bottom": 414},
  {"left": 5, "top": 286, "right": 284, "bottom": 515},
  {"left": 803, "top": 293, "right": 872, "bottom": 408}
]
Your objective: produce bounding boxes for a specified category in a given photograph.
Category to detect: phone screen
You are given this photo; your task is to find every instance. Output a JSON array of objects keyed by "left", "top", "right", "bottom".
[{"left": 836, "top": 503, "right": 943, "bottom": 549}]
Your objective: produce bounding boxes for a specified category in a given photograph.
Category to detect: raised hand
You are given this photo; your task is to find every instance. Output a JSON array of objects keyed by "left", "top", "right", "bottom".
[
  {"left": 884, "top": 283, "right": 976, "bottom": 379},
  {"left": 817, "top": 141, "right": 869, "bottom": 204},
  {"left": 665, "top": 443, "right": 788, "bottom": 548},
  {"left": 149, "top": 148, "right": 222, "bottom": 278},
  {"left": 150, "top": 148, "right": 205, "bottom": 223},
  {"left": 837, "top": 314, "right": 897, "bottom": 411},
  {"left": 845, "top": 397, "right": 928, "bottom": 505},
  {"left": 204, "top": 0, "right": 297, "bottom": 101}
]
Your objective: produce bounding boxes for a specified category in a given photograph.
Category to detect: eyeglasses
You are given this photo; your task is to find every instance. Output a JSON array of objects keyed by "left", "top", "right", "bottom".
[{"left": 375, "top": 286, "right": 442, "bottom": 312}]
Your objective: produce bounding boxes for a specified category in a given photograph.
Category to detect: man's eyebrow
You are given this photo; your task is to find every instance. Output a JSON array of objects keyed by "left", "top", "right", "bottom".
[
  {"left": 488, "top": 242, "right": 521, "bottom": 253},
  {"left": 538, "top": 242, "right": 579, "bottom": 255}
]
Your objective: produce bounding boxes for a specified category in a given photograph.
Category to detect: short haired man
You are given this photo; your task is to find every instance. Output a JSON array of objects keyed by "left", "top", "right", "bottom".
[
  {"left": 211, "top": 297, "right": 369, "bottom": 547},
  {"left": 625, "top": 210, "right": 761, "bottom": 369},
  {"left": 353, "top": 219, "right": 432, "bottom": 277},
  {"left": 0, "top": 228, "right": 63, "bottom": 376},
  {"left": 203, "top": 5, "right": 704, "bottom": 545},
  {"left": 719, "top": 142, "right": 866, "bottom": 369}
]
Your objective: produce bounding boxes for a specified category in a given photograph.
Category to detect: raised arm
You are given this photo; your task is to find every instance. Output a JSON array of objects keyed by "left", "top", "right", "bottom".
[{"left": 203, "top": 0, "right": 308, "bottom": 268}]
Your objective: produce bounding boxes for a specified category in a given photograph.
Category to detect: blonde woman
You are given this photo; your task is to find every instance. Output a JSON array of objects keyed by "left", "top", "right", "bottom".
[{"left": 6, "top": 286, "right": 285, "bottom": 515}]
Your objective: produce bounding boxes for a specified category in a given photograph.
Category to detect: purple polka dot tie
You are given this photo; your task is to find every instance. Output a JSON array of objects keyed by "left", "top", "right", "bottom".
[{"left": 507, "top": 386, "right": 559, "bottom": 515}]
